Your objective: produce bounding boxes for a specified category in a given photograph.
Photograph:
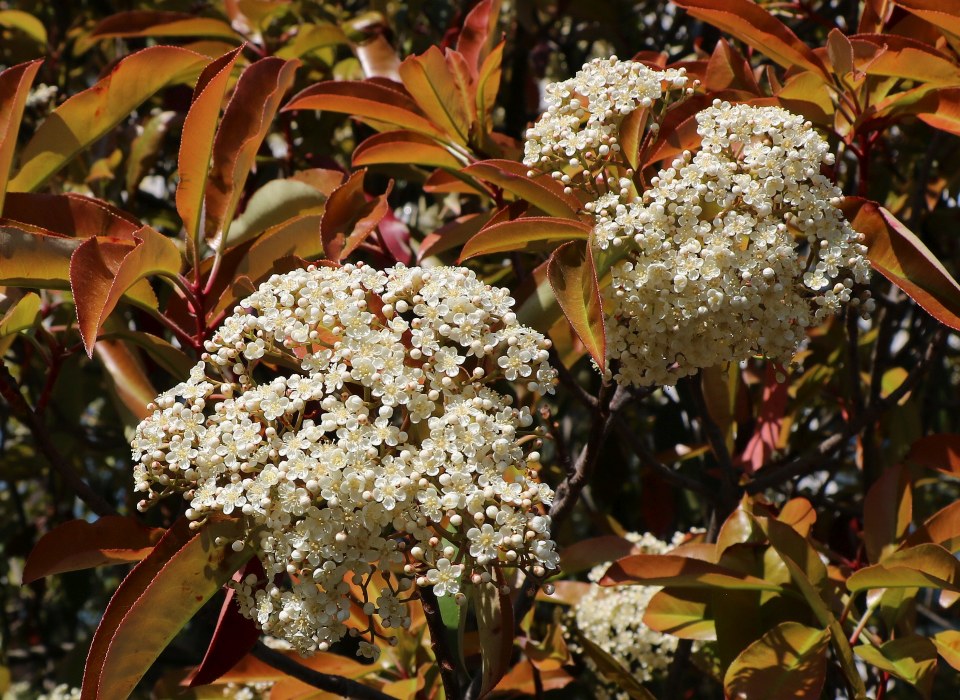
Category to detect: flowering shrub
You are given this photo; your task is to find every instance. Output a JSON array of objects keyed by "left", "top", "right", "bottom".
[{"left": 134, "top": 263, "right": 558, "bottom": 657}]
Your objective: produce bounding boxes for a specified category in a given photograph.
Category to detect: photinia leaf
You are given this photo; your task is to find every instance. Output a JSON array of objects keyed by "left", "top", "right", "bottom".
[
  {"left": 23, "top": 516, "right": 165, "bottom": 584},
  {"left": 355, "top": 34, "right": 402, "bottom": 81},
  {"left": 204, "top": 56, "right": 300, "bottom": 245},
  {"left": 187, "top": 559, "right": 264, "bottom": 686},
  {"left": 577, "top": 635, "right": 657, "bottom": 699},
  {"left": 99, "top": 327, "right": 195, "bottom": 379},
  {"left": 352, "top": 130, "right": 464, "bottom": 169},
  {"left": 458, "top": 216, "right": 591, "bottom": 260},
  {"left": 461, "top": 160, "right": 580, "bottom": 218},
  {"left": 224, "top": 177, "right": 327, "bottom": 249},
  {"left": 90, "top": 11, "right": 242, "bottom": 42},
  {"left": 0, "top": 291, "right": 40, "bottom": 340},
  {"left": 548, "top": 240, "right": 606, "bottom": 370},
  {"left": 906, "top": 433, "right": 960, "bottom": 477},
  {"left": 932, "top": 630, "right": 960, "bottom": 672},
  {"left": 80, "top": 516, "right": 251, "bottom": 700},
  {"left": 0, "top": 10, "right": 47, "bottom": 45},
  {"left": 476, "top": 41, "right": 504, "bottom": 136},
  {"left": 456, "top": 0, "right": 502, "bottom": 77},
  {"left": 672, "top": 0, "right": 829, "bottom": 77},
  {"left": 894, "top": 0, "right": 960, "bottom": 40},
  {"left": 705, "top": 39, "right": 761, "bottom": 93},
  {"left": 493, "top": 660, "right": 575, "bottom": 695},
  {"left": 10, "top": 46, "right": 210, "bottom": 193},
  {"left": 863, "top": 464, "right": 912, "bottom": 564},
  {"left": 275, "top": 22, "right": 349, "bottom": 60},
  {"left": 0, "top": 59, "right": 42, "bottom": 212},
  {"left": 2, "top": 192, "right": 140, "bottom": 239},
  {"left": 320, "top": 170, "right": 392, "bottom": 262},
  {"left": 177, "top": 46, "right": 244, "bottom": 251},
  {"left": 778, "top": 498, "right": 817, "bottom": 538},
  {"left": 724, "top": 622, "right": 830, "bottom": 700},
  {"left": 600, "top": 554, "right": 784, "bottom": 592},
  {"left": 70, "top": 226, "right": 182, "bottom": 356},
  {"left": 643, "top": 589, "right": 716, "bottom": 640},
  {"left": 559, "top": 535, "right": 636, "bottom": 574},
  {"left": 848, "top": 34, "right": 960, "bottom": 87},
  {"left": 847, "top": 543, "right": 960, "bottom": 592},
  {"left": 283, "top": 80, "right": 447, "bottom": 139},
  {"left": 398, "top": 46, "right": 475, "bottom": 145},
  {"left": 418, "top": 211, "right": 492, "bottom": 261},
  {"left": 472, "top": 578, "right": 513, "bottom": 697},
  {"left": 904, "top": 500, "right": 960, "bottom": 553},
  {"left": 854, "top": 636, "right": 937, "bottom": 699},
  {"left": 842, "top": 197, "right": 960, "bottom": 331},
  {"left": 126, "top": 110, "right": 178, "bottom": 195},
  {"left": 95, "top": 339, "right": 158, "bottom": 420}
]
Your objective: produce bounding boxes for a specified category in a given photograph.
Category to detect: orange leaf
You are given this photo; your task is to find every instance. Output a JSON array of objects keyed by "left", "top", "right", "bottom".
[
  {"left": 673, "top": 0, "right": 829, "bottom": 77},
  {"left": 70, "top": 226, "right": 182, "bottom": 355},
  {"left": 456, "top": 0, "right": 502, "bottom": 77},
  {"left": 705, "top": 39, "right": 760, "bottom": 93},
  {"left": 458, "top": 216, "right": 591, "bottom": 260},
  {"left": 559, "top": 535, "right": 636, "bottom": 574},
  {"left": 842, "top": 197, "right": 960, "bottom": 330},
  {"left": 906, "top": 433, "right": 960, "bottom": 476},
  {"left": 205, "top": 56, "right": 300, "bottom": 244},
  {"left": 462, "top": 159, "right": 580, "bottom": 218},
  {"left": 95, "top": 339, "right": 158, "bottom": 420},
  {"left": 81, "top": 516, "right": 251, "bottom": 700},
  {"left": 724, "top": 622, "right": 831, "bottom": 700},
  {"left": 352, "top": 131, "right": 463, "bottom": 169},
  {"left": 177, "top": 46, "right": 244, "bottom": 249},
  {"left": 847, "top": 543, "right": 960, "bottom": 592},
  {"left": 320, "top": 170, "right": 392, "bottom": 262},
  {"left": 476, "top": 41, "right": 504, "bottom": 136},
  {"left": 600, "top": 553, "right": 783, "bottom": 591},
  {"left": 90, "top": 10, "right": 242, "bottom": 42},
  {"left": 10, "top": 46, "right": 210, "bottom": 192},
  {"left": 863, "top": 464, "right": 912, "bottom": 564},
  {"left": 548, "top": 240, "right": 606, "bottom": 370},
  {"left": 0, "top": 59, "right": 42, "bottom": 211},
  {"left": 399, "top": 46, "right": 475, "bottom": 145},
  {"left": 2, "top": 192, "right": 140, "bottom": 239},
  {"left": 895, "top": 0, "right": 960, "bottom": 39},
  {"left": 23, "top": 516, "right": 165, "bottom": 583}
]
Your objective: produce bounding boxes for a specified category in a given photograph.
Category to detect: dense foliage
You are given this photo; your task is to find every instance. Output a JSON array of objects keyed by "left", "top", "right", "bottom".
[{"left": 3, "top": 1, "right": 960, "bottom": 698}]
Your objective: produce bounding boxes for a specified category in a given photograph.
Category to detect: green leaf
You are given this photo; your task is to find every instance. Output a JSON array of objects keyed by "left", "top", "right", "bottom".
[
  {"left": 0, "top": 291, "right": 40, "bottom": 339},
  {"left": 126, "top": 110, "right": 178, "bottom": 195},
  {"left": 225, "top": 178, "right": 327, "bottom": 249},
  {"left": 0, "top": 10, "right": 46, "bottom": 45},
  {"left": 548, "top": 239, "right": 606, "bottom": 370},
  {"left": 0, "top": 226, "right": 87, "bottom": 288},
  {"left": 578, "top": 635, "right": 657, "bottom": 700},
  {"left": 854, "top": 636, "right": 937, "bottom": 699},
  {"left": 724, "top": 622, "right": 830, "bottom": 700},
  {"left": 842, "top": 197, "right": 960, "bottom": 331},
  {"left": 673, "top": 0, "right": 829, "bottom": 77},
  {"left": 352, "top": 131, "right": 464, "bottom": 169},
  {"left": 70, "top": 227, "right": 182, "bottom": 356},
  {"left": 462, "top": 160, "right": 580, "bottom": 218},
  {"left": 80, "top": 516, "right": 251, "bottom": 700},
  {"left": 177, "top": 46, "right": 244, "bottom": 251},
  {"left": 459, "top": 216, "right": 591, "bottom": 260},
  {"left": 0, "top": 59, "right": 42, "bottom": 211},
  {"left": 90, "top": 10, "right": 242, "bottom": 42},
  {"left": 204, "top": 56, "right": 300, "bottom": 245},
  {"left": 847, "top": 543, "right": 960, "bottom": 592},
  {"left": 23, "top": 516, "right": 165, "bottom": 583},
  {"left": 283, "top": 80, "right": 446, "bottom": 139},
  {"left": 932, "top": 630, "right": 960, "bottom": 672},
  {"left": 10, "top": 46, "right": 210, "bottom": 193},
  {"left": 600, "top": 554, "right": 784, "bottom": 592},
  {"left": 643, "top": 589, "right": 716, "bottom": 640}
]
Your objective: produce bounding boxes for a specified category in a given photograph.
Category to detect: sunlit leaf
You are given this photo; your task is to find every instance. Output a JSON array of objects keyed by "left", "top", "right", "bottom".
[
  {"left": 99, "top": 326, "right": 195, "bottom": 379},
  {"left": 932, "top": 630, "right": 960, "bottom": 672},
  {"left": 0, "top": 59, "right": 42, "bottom": 211},
  {"left": 643, "top": 589, "right": 716, "bottom": 640},
  {"left": 353, "top": 131, "right": 463, "bottom": 169},
  {"left": 847, "top": 543, "right": 960, "bottom": 592},
  {"left": 126, "top": 110, "right": 178, "bottom": 195},
  {"left": 903, "top": 499, "right": 960, "bottom": 553},
  {"left": 854, "top": 636, "right": 937, "bottom": 699},
  {"left": 0, "top": 10, "right": 46, "bottom": 45},
  {"left": 456, "top": 0, "right": 501, "bottom": 76},
  {"left": 398, "top": 46, "right": 474, "bottom": 145},
  {"left": 462, "top": 160, "right": 580, "bottom": 218},
  {"left": 600, "top": 554, "right": 783, "bottom": 592},
  {"left": 894, "top": 0, "right": 960, "bottom": 40},
  {"left": 10, "top": 46, "right": 210, "bottom": 192},
  {"left": 2, "top": 192, "right": 140, "bottom": 238},
  {"left": 96, "top": 339, "right": 158, "bottom": 420},
  {"left": 320, "top": 170, "right": 391, "bottom": 262},
  {"left": 90, "top": 11, "right": 242, "bottom": 42},
  {"left": 842, "top": 197, "right": 960, "bottom": 330},
  {"left": 80, "top": 517, "right": 251, "bottom": 700},
  {"left": 23, "top": 516, "right": 165, "bottom": 583},
  {"left": 225, "top": 177, "right": 327, "bottom": 249},
  {"left": 548, "top": 240, "right": 606, "bottom": 370},
  {"left": 459, "top": 216, "right": 591, "bottom": 260},
  {"left": 275, "top": 22, "right": 349, "bottom": 59},
  {"left": 705, "top": 39, "right": 760, "bottom": 93},
  {"left": 472, "top": 579, "right": 513, "bottom": 696},
  {"left": 724, "top": 622, "right": 830, "bottom": 700},
  {"left": 0, "top": 291, "right": 40, "bottom": 340}
]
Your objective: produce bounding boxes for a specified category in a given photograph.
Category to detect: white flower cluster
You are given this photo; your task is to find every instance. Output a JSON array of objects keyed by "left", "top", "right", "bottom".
[
  {"left": 35, "top": 686, "right": 80, "bottom": 700},
  {"left": 524, "top": 56, "right": 690, "bottom": 189},
  {"left": 595, "top": 101, "right": 871, "bottom": 386},
  {"left": 222, "top": 682, "right": 273, "bottom": 700},
  {"left": 568, "top": 532, "right": 688, "bottom": 698},
  {"left": 132, "top": 263, "right": 559, "bottom": 658}
]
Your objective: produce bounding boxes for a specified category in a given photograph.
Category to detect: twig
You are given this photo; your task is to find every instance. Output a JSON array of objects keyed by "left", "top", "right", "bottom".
[
  {"left": 685, "top": 375, "right": 739, "bottom": 515},
  {"left": 0, "top": 363, "right": 116, "bottom": 516},
  {"left": 250, "top": 641, "right": 392, "bottom": 700},
  {"left": 611, "top": 414, "right": 709, "bottom": 495},
  {"left": 419, "top": 585, "right": 461, "bottom": 700}
]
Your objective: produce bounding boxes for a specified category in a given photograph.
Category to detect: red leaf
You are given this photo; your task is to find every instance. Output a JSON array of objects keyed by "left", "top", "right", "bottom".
[
  {"left": 0, "top": 59, "right": 43, "bottom": 211},
  {"left": 456, "top": 0, "right": 502, "bottom": 77},
  {"left": 205, "top": 56, "right": 301, "bottom": 244},
  {"left": 906, "top": 434, "right": 960, "bottom": 476},
  {"left": 461, "top": 159, "right": 580, "bottom": 218},
  {"left": 459, "top": 216, "right": 591, "bottom": 260},
  {"left": 187, "top": 558, "right": 265, "bottom": 686},
  {"left": 842, "top": 197, "right": 960, "bottom": 330},
  {"left": 2, "top": 192, "right": 140, "bottom": 239},
  {"left": 23, "top": 517, "right": 165, "bottom": 584},
  {"left": 352, "top": 130, "right": 463, "bottom": 169},
  {"left": 737, "top": 365, "right": 789, "bottom": 475},
  {"left": 398, "top": 46, "right": 475, "bottom": 145},
  {"left": 320, "top": 170, "right": 392, "bottom": 262},
  {"left": 548, "top": 240, "right": 606, "bottom": 370},
  {"left": 90, "top": 10, "right": 241, "bottom": 41},
  {"left": 377, "top": 208, "right": 412, "bottom": 264},
  {"left": 863, "top": 464, "right": 913, "bottom": 564}
]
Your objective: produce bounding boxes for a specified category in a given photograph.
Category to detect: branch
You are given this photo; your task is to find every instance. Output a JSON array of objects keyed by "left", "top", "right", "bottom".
[
  {"left": 419, "top": 585, "right": 461, "bottom": 700},
  {"left": 0, "top": 363, "right": 116, "bottom": 516},
  {"left": 685, "top": 375, "right": 738, "bottom": 514},
  {"left": 250, "top": 642, "right": 393, "bottom": 700}
]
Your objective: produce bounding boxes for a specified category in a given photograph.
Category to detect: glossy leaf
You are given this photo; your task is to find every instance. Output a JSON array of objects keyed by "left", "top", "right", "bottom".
[
  {"left": 23, "top": 516, "right": 165, "bottom": 584},
  {"left": 177, "top": 47, "right": 243, "bottom": 250},
  {"left": 70, "top": 226, "right": 182, "bottom": 355},
  {"left": 0, "top": 10, "right": 46, "bottom": 45},
  {"left": 705, "top": 39, "right": 760, "bottom": 93},
  {"left": 224, "top": 177, "right": 327, "bottom": 249},
  {"left": 398, "top": 46, "right": 474, "bottom": 145},
  {"left": 320, "top": 170, "right": 391, "bottom": 262},
  {"left": 0, "top": 60, "right": 42, "bottom": 211},
  {"left": 205, "top": 56, "right": 300, "bottom": 244},
  {"left": 352, "top": 131, "right": 463, "bottom": 169},
  {"left": 476, "top": 41, "right": 504, "bottom": 135},
  {"left": 0, "top": 226, "right": 84, "bottom": 288},
  {"left": 600, "top": 554, "right": 783, "bottom": 592},
  {"left": 724, "top": 622, "right": 830, "bottom": 700},
  {"left": 932, "top": 630, "right": 960, "bottom": 672},
  {"left": 854, "top": 636, "right": 937, "bottom": 699},
  {"left": 459, "top": 216, "right": 591, "bottom": 260},
  {"left": 456, "top": 0, "right": 501, "bottom": 76},
  {"left": 895, "top": 0, "right": 960, "bottom": 39},
  {"left": 100, "top": 327, "right": 195, "bottom": 379},
  {"left": 0, "top": 291, "right": 40, "bottom": 339},
  {"left": 673, "top": 0, "right": 828, "bottom": 77},
  {"left": 548, "top": 240, "right": 606, "bottom": 369},
  {"left": 2, "top": 192, "right": 140, "bottom": 238},
  {"left": 847, "top": 543, "right": 960, "bottom": 592},
  {"left": 10, "top": 46, "right": 210, "bottom": 192},
  {"left": 283, "top": 80, "right": 446, "bottom": 139},
  {"left": 95, "top": 339, "right": 158, "bottom": 420},
  {"left": 559, "top": 535, "right": 635, "bottom": 574},
  {"left": 80, "top": 517, "right": 251, "bottom": 700},
  {"left": 842, "top": 197, "right": 960, "bottom": 331},
  {"left": 90, "top": 11, "right": 241, "bottom": 41},
  {"left": 643, "top": 589, "right": 715, "bottom": 640},
  {"left": 461, "top": 160, "right": 580, "bottom": 218},
  {"left": 126, "top": 110, "right": 178, "bottom": 194}
]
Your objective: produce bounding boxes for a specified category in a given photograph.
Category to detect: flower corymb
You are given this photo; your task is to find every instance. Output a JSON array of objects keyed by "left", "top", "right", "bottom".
[{"left": 132, "top": 263, "right": 559, "bottom": 658}]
